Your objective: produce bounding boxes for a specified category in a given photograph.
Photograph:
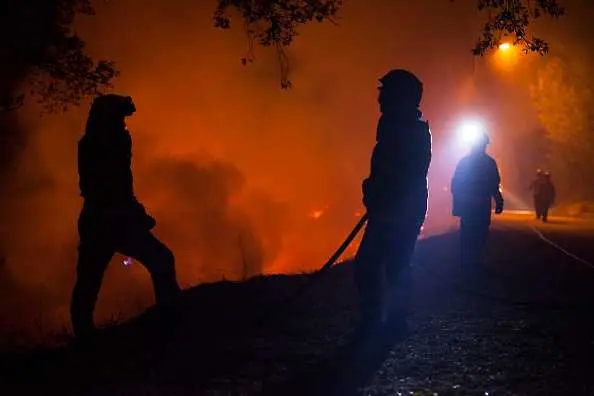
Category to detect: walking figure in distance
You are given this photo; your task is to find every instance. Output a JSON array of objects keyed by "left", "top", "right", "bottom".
[
  {"left": 71, "top": 94, "right": 181, "bottom": 339},
  {"left": 354, "top": 69, "right": 432, "bottom": 336},
  {"left": 451, "top": 131, "right": 504, "bottom": 270},
  {"left": 529, "top": 169, "right": 556, "bottom": 222}
]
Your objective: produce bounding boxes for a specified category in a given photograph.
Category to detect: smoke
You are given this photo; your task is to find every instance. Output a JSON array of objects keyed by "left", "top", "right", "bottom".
[
  {"left": 0, "top": 0, "right": 483, "bottom": 338},
  {"left": 137, "top": 156, "right": 289, "bottom": 283},
  {"left": 3, "top": 0, "right": 590, "bottom": 339}
]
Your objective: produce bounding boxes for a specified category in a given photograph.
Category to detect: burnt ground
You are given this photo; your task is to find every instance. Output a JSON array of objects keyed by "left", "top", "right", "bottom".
[{"left": 2, "top": 218, "right": 594, "bottom": 395}]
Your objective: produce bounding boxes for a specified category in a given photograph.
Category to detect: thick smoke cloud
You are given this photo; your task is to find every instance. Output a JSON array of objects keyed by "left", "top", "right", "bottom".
[
  {"left": 1, "top": 0, "right": 590, "bottom": 341},
  {"left": 0, "top": 0, "right": 499, "bottom": 340},
  {"left": 138, "top": 156, "right": 288, "bottom": 283}
]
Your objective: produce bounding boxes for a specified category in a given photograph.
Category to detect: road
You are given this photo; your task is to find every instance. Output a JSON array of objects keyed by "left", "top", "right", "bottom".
[
  {"left": 357, "top": 212, "right": 594, "bottom": 395},
  {"left": 267, "top": 211, "right": 594, "bottom": 395}
]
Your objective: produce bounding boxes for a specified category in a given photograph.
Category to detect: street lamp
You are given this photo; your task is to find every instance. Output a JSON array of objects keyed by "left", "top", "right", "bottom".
[
  {"left": 499, "top": 42, "right": 512, "bottom": 51},
  {"left": 495, "top": 41, "right": 520, "bottom": 70}
]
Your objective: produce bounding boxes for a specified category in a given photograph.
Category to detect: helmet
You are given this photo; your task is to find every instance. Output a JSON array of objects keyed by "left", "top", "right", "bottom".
[
  {"left": 379, "top": 69, "right": 423, "bottom": 106},
  {"left": 85, "top": 94, "right": 136, "bottom": 133},
  {"left": 474, "top": 131, "right": 490, "bottom": 147},
  {"left": 90, "top": 94, "right": 136, "bottom": 119},
  {"left": 379, "top": 69, "right": 423, "bottom": 91}
]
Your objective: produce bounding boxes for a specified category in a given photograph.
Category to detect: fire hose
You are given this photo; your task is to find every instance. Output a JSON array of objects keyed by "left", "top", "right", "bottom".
[
  {"left": 529, "top": 224, "right": 594, "bottom": 270},
  {"left": 254, "top": 213, "right": 369, "bottom": 324},
  {"left": 318, "top": 214, "right": 370, "bottom": 273}
]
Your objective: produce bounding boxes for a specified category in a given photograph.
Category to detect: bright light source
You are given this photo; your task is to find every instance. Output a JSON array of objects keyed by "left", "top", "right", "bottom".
[
  {"left": 458, "top": 119, "right": 485, "bottom": 146},
  {"left": 499, "top": 42, "right": 511, "bottom": 51},
  {"left": 122, "top": 256, "right": 133, "bottom": 267}
]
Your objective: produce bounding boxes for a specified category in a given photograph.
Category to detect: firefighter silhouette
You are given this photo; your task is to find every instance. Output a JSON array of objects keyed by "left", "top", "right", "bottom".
[
  {"left": 529, "top": 169, "right": 556, "bottom": 222},
  {"left": 70, "top": 94, "right": 181, "bottom": 339},
  {"left": 354, "top": 69, "right": 432, "bottom": 334},
  {"left": 451, "top": 131, "right": 504, "bottom": 269}
]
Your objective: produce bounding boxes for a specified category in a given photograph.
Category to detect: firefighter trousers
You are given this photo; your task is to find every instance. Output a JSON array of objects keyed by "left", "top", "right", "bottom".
[
  {"left": 354, "top": 218, "right": 422, "bottom": 323},
  {"left": 71, "top": 219, "right": 181, "bottom": 337}
]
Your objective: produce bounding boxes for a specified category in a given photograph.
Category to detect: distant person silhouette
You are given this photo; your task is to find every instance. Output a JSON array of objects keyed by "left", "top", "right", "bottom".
[
  {"left": 71, "top": 94, "right": 181, "bottom": 339},
  {"left": 451, "top": 132, "right": 504, "bottom": 270},
  {"left": 529, "top": 169, "right": 544, "bottom": 219},
  {"left": 354, "top": 69, "right": 432, "bottom": 335},
  {"left": 529, "top": 170, "right": 555, "bottom": 222}
]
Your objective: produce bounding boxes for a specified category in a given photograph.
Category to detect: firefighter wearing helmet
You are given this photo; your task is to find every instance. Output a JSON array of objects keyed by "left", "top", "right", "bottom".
[
  {"left": 71, "top": 94, "right": 181, "bottom": 341},
  {"left": 354, "top": 69, "right": 432, "bottom": 337},
  {"left": 529, "top": 169, "right": 555, "bottom": 222},
  {"left": 451, "top": 130, "right": 504, "bottom": 270}
]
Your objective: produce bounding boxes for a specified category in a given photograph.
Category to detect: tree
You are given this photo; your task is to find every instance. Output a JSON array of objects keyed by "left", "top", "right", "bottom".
[
  {"left": 471, "top": 0, "right": 565, "bottom": 55},
  {"left": 0, "top": 0, "right": 565, "bottom": 113},
  {"left": 0, "top": 0, "right": 117, "bottom": 112},
  {"left": 530, "top": 56, "right": 594, "bottom": 200},
  {"left": 215, "top": 0, "right": 566, "bottom": 88}
]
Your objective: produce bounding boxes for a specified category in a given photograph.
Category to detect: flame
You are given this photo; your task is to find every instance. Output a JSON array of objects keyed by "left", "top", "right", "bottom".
[
  {"left": 308, "top": 204, "right": 330, "bottom": 220},
  {"left": 309, "top": 210, "right": 325, "bottom": 219}
]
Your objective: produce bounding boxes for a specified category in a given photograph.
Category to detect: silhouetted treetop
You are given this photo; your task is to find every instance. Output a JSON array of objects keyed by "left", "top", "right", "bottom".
[
  {"left": 0, "top": 0, "right": 117, "bottom": 112},
  {"left": 215, "top": 0, "right": 565, "bottom": 88},
  {"left": 214, "top": 0, "right": 342, "bottom": 89},
  {"left": 0, "top": 0, "right": 566, "bottom": 111},
  {"left": 472, "top": 0, "right": 565, "bottom": 55}
]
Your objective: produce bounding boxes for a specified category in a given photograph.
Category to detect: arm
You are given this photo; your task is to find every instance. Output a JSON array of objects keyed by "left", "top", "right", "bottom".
[
  {"left": 409, "top": 123, "right": 432, "bottom": 190},
  {"left": 451, "top": 164, "right": 460, "bottom": 196},
  {"left": 451, "top": 155, "right": 467, "bottom": 198},
  {"left": 450, "top": 161, "right": 466, "bottom": 217},
  {"left": 492, "top": 163, "right": 504, "bottom": 214}
]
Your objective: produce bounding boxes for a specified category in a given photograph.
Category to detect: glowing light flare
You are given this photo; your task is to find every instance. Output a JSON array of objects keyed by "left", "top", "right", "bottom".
[
  {"left": 309, "top": 210, "right": 324, "bottom": 219},
  {"left": 498, "top": 42, "right": 511, "bottom": 51},
  {"left": 494, "top": 41, "right": 520, "bottom": 68},
  {"left": 457, "top": 119, "right": 485, "bottom": 148},
  {"left": 122, "top": 256, "right": 133, "bottom": 267},
  {"left": 308, "top": 204, "right": 329, "bottom": 220}
]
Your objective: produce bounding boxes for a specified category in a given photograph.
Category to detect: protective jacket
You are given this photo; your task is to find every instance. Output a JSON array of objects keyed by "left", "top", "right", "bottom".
[{"left": 362, "top": 113, "right": 431, "bottom": 223}]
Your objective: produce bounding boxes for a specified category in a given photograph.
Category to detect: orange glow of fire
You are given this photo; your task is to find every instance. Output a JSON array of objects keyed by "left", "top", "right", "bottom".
[
  {"left": 308, "top": 204, "right": 330, "bottom": 220},
  {"left": 309, "top": 210, "right": 325, "bottom": 219},
  {"left": 337, "top": 235, "right": 362, "bottom": 264}
]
